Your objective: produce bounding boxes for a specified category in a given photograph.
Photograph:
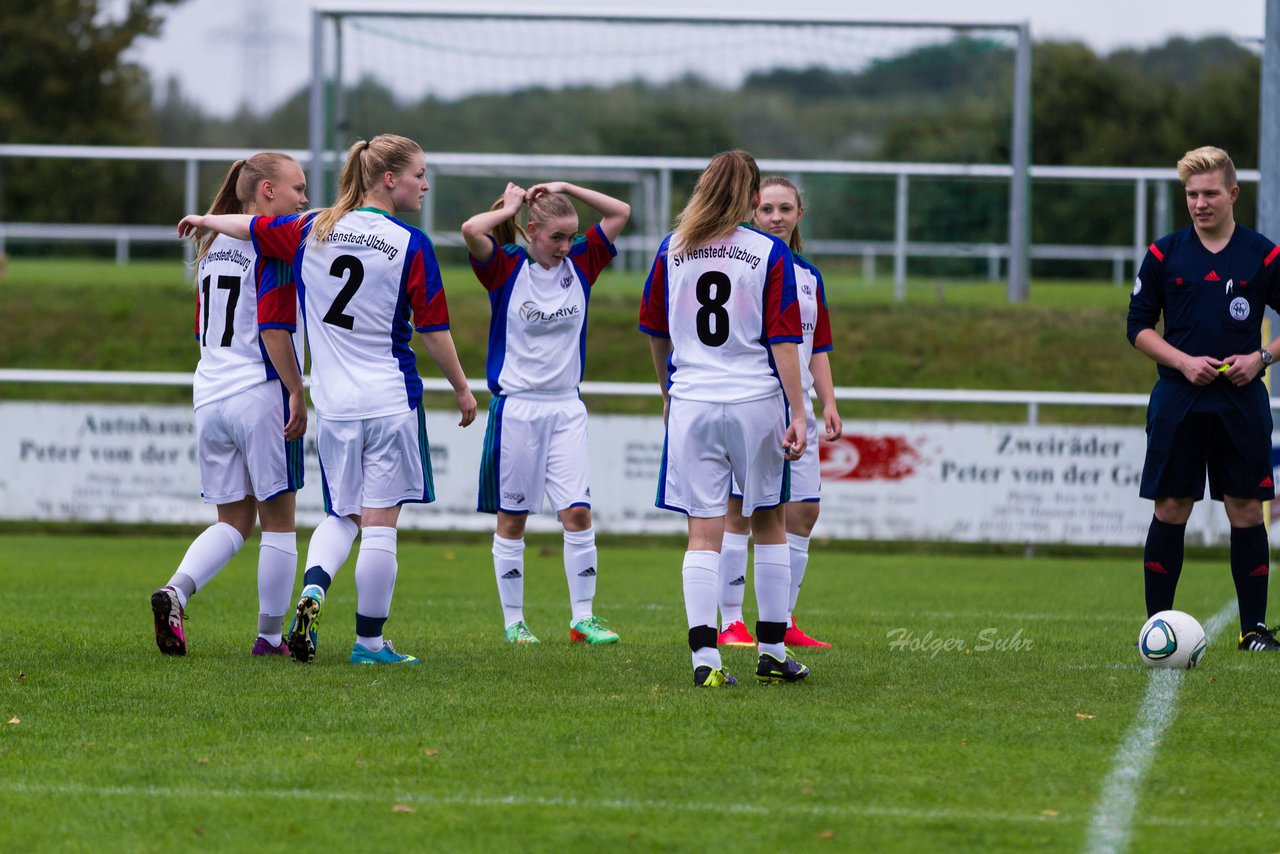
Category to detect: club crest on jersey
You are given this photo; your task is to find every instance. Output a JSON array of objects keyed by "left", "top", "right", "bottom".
[
  {"left": 801, "top": 282, "right": 813, "bottom": 297},
  {"left": 560, "top": 274, "right": 574, "bottom": 289},
  {"left": 1132, "top": 276, "right": 1142, "bottom": 296},
  {"left": 1229, "top": 296, "right": 1250, "bottom": 321}
]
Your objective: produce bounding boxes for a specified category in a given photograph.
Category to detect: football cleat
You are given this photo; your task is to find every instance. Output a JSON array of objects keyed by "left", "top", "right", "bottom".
[
  {"left": 783, "top": 616, "right": 832, "bottom": 649},
  {"left": 693, "top": 665, "right": 737, "bottom": 687},
  {"left": 756, "top": 651, "right": 810, "bottom": 684},
  {"left": 151, "top": 587, "right": 186, "bottom": 656},
  {"left": 1238, "top": 625, "right": 1280, "bottom": 652},
  {"left": 504, "top": 621, "right": 540, "bottom": 644},
  {"left": 569, "top": 615, "right": 620, "bottom": 645},
  {"left": 251, "top": 637, "right": 289, "bottom": 657},
  {"left": 350, "top": 640, "right": 419, "bottom": 665},
  {"left": 718, "top": 620, "right": 755, "bottom": 647},
  {"left": 286, "top": 584, "right": 324, "bottom": 663}
]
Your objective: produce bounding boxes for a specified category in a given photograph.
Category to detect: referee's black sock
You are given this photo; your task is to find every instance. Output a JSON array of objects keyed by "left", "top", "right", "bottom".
[
  {"left": 1143, "top": 516, "right": 1186, "bottom": 616},
  {"left": 1230, "top": 523, "right": 1270, "bottom": 633}
]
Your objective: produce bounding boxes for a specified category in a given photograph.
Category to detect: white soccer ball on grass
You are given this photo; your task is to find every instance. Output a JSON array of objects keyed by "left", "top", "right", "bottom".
[{"left": 1138, "top": 610, "right": 1206, "bottom": 669}]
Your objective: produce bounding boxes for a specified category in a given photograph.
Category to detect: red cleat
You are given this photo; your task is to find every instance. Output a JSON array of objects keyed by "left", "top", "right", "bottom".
[
  {"left": 784, "top": 616, "right": 831, "bottom": 648},
  {"left": 718, "top": 620, "right": 755, "bottom": 647}
]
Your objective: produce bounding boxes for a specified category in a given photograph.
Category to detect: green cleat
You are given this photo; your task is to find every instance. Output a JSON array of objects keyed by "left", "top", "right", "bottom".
[
  {"left": 569, "top": 615, "right": 620, "bottom": 645},
  {"left": 504, "top": 621, "right": 540, "bottom": 644},
  {"left": 756, "top": 651, "right": 810, "bottom": 684},
  {"left": 693, "top": 666, "right": 737, "bottom": 687}
]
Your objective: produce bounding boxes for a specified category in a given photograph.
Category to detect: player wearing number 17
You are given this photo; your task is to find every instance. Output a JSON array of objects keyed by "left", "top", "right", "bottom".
[
  {"left": 638, "top": 150, "right": 811, "bottom": 687},
  {"left": 178, "top": 134, "right": 479, "bottom": 665}
]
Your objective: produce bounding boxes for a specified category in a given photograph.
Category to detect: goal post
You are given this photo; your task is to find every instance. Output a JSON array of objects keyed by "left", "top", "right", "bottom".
[{"left": 308, "top": 3, "right": 1031, "bottom": 299}]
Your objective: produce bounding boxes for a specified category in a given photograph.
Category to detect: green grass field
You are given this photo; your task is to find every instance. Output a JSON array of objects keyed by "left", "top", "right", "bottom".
[{"left": 4, "top": 531, "right": 1279, "bottom": 852}]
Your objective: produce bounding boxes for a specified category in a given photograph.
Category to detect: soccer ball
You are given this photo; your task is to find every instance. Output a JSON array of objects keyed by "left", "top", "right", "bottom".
[{"left": 1138, "top": 610, "right": 1206, "bottom": 669}]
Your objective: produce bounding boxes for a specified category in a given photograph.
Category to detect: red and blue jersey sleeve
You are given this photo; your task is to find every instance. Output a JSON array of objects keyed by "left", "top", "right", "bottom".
[
  {"left": 568, "top": 224, "right": 618, "bottom": 286},
  {"left": 250, "top": 213, "right": 309, "bottom": 264},
  {"left": 638, "top": 236, "right": 672, "bottom": 338},
  {"left": 406, "top": 229, "right": 450, "bottom": 332},
  {"left": 812, "top": 271, "right": 834, "bottom": 354},
  {"left": 256, "top": 257, "right": 297, "bottom": 332},
  {"left": 469, "top": 235, "right": 525, "bottom": 293},
  {"left": 764, "top": 242, "right": 801, "bottom": 344}
]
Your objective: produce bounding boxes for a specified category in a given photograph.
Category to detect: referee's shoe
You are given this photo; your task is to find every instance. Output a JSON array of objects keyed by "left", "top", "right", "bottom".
[{"left": 1238, "top": 625, "right": 1280, "bottom": 652}]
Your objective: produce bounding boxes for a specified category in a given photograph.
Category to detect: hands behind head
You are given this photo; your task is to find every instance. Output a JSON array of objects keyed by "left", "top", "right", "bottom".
[
  {"left": 526, "top": 181, "right": 569, "bottom": 203},
  {"left": 502, "top": 182, "right": 528, "bottom": 211}
]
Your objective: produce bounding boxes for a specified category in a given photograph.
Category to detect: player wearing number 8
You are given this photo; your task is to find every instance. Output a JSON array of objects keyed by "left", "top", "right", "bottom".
[
  {"left": 178, "top": 134, "right": 479, "bottom": 665},
  {"left": 638, "top": 150, "right": 811, "bottom": 687}
]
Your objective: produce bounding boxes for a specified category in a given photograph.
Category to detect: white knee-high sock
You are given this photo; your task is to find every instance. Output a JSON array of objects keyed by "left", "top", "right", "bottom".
[
  {"left": 718, "top": 532, "right": 749, "bottom": 628},
  {"left": 492, "top": 534, "right": 526, "bottom": 628},
  {"left": 786, "top": 532, "right": 811, "bottom": 617},
  {"left": 169, "top": 522, "right": 244, "bottom": 605},
  {"left": 563, "top": 527, "right": 597, "bottom": 624},
  {"left": 354, "top": 526, "right": 397, "bottom": 650},
  {"left": 302, "top": 515, "right": 358, "bottom": 591},
  {"left": 257, "top": 531, "right": 297, "bottom": 641},
  {"left": 683, "top": 550, "right": 721, "bottom": 670},
  {"left": 754, "top": 542, "right": 791, "bottom": 660}
]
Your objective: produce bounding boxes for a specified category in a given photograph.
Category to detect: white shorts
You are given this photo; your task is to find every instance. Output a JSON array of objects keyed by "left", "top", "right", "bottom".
[
  {"left": 195, "top": 380, "right": 303, "bottom": 504},
  {"left": 478, "top": 393, "right": 591, "bottom": 515},
  {"left": 731, "top": 394, "right": 820, "bottom": 503},
  {"left": 317, "top": 407, "right": 434, "bottom": 518},
  {"left": 658, "top": 393, "right": 789, "bottom": 517}
]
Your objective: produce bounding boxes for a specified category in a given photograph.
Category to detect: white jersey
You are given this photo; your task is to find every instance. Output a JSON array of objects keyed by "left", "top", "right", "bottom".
[
  {"left": 639, "top": 225, "right": 801, "bottom": 403},
  {"left": 793, "top": 254, "right": 834, "bottom": 394},
  {"left": 470, "top": 225, "right": 616, "bottom": 396},
  {"left": 192, "top": 234, "right": 299, "bottom": 410},
  {"left": 251, "top": 207, "right": 451, "bottom": 420}
]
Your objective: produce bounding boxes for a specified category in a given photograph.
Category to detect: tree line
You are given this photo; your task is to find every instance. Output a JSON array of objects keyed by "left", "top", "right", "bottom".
[{"left": 0, "top": 1, "right": 1263, "bottom": 270}]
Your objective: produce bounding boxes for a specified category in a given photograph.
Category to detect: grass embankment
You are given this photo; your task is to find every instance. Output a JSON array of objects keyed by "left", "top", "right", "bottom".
[{"left": 0, "top": 258, "right": 1153, "bottom": 422}]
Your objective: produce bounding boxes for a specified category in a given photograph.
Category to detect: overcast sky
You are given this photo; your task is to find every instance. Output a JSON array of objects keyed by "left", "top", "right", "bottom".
[{"left": 128, "top": 0, "right": 1268, "bottom": 117}]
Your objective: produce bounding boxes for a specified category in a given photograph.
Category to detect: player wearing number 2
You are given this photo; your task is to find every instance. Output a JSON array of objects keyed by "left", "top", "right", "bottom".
[
  {"left": 178, "top": 134, "right": 478, "bottom": 665},
  {"left": 462, "top": 181, "right": 630, "bottom": 645},
  {"left": 1128, "top": 145, "right": 1280, "bottom": 652},
  {"left": 639, "top": 150, "right": 811, "bottom": 687},
  {"left": 151, "top": 152, "right": 308, "bottom": 658}
]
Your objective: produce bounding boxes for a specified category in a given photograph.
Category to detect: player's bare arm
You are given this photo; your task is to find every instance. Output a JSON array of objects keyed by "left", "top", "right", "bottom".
[
  {"left": 260, "top": 329, "right": 307, "bottom": 440},
  {"left": 418, "top": 330, "right": 478, "bottom": 427},
  {"left": 809, "top": 351, "right": 842, "bottom": 440},
  {"left": 770, "top": 341, "right": 807, "bottom": 459},
  {"left": 460, "top": 182, "right": 526, "bottom": 262},
  {"left": 528, "top": 182, "right": 632, "bottom": 243},
  {"left": 178, "top": 213, "right": 253, "bottom": 241}
]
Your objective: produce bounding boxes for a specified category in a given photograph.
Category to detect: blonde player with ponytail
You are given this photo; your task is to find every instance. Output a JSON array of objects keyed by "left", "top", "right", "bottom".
[
  {"left": 151, "top": 152, "right": 309, "bottom": 657},
  {"left": 639, "top": 150, "right": 811, "bottom": 688},
  {"left": 178, "top": 134, "right": 478, "bottom": 665},
  {"left": 461, "top": 181, "right": 630, "bottom": 645}
]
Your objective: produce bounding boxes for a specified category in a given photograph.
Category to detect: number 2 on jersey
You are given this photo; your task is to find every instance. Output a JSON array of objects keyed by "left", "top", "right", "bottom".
[
  {"left": 695, "top": 271, "right": 731, "bottom": 347},
  {"left": 322, "top": 255, "right": 364, "bottom": 330}
]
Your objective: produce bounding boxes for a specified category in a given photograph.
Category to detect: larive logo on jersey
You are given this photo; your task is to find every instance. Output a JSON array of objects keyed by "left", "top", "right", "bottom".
[{"left": 518, "top": 301, "right": 581, "bottom": 323}]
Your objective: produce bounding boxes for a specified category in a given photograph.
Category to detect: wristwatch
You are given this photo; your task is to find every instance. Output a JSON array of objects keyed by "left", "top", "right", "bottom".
[{"left": 1262, "top": 348, "right": 1274, "bottom": 367}]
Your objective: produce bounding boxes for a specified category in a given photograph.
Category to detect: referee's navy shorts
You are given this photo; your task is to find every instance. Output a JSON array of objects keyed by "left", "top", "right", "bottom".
[{"left": 1140, "top": 376, "right": 1275, "bottom": 502}]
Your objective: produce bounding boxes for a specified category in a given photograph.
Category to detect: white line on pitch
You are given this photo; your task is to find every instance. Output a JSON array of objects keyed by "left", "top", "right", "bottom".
[{"left": 1082, "top": 599, "right": 1237, "bottom": 854}]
